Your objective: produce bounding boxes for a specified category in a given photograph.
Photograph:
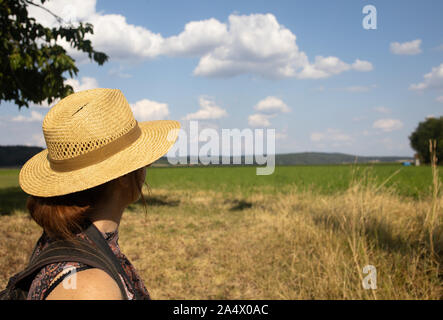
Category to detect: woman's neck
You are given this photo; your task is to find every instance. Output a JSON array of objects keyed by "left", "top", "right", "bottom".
[{"left": 88, "top": 201, "right": 125, "bottom": 233}]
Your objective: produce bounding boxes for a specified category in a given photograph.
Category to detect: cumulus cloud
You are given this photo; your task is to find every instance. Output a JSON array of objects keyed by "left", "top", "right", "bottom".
[
  {"left": 298, "top": 56, "right": 373, "bottom": 79},
  {"left": 254, "top": 96, "right": 290, "bottom": 114},
  {"left": 12, "top": 111, "right": 44, "bottom": 123},
  {"left": 65, "top": 76, "right": 99, "bottom": 92},
  {"left": 310, "top": 128, "right": 353, "bottom": 144},
  {"left": 372, "top": 119, "right": 403, "bottom": 132},
  {"left": 436, "top": 96, "right": 443, "bottom": 103},
  {"left": 409, "top": 63, "right": 443, "bottom": 91},
  {"left": 352, "top": 59, "right": 374, "bottom": 72},
  {"left": 28, "top": 1, "right": 373, "bottom": 80},
  {"left": 162, "top": 18, "right": 228, "bottom": 56},
  {"left": 193, "top": 13, "right": 312, "bottom": 78},
  {"left": 248, "top": 113, "right": 275, "bottom": 128},
  {"left": 183, "top": 96, "right": 227, "bottom": 120},
  {"left": 130, "top": 99, "right": 170, "bottom": 121},
  {"left": 248, "top": 96, "right": 290, "bottom": 127},
  {"left": 390, "top": 39, "right": 422, "bottom": 55}
]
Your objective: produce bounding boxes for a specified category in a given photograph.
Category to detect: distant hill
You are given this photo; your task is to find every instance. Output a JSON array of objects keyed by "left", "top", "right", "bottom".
[
  {"left": 155, "top": 152, "right": 413, "bottom": 166},
  {"left": 0, "top": 146, "right": 413, "bottom": 168},
  {"left": 274, "top": 152, "right": 413, "bottom": 165}
]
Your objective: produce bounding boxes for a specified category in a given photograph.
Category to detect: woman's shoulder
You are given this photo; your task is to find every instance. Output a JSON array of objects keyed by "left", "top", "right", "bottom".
[
  {"left": 27, "top": 261, "right": 88, "bottom": 300},
  {"left": 45, "top": 267, "right": 123, "bottom": 300}
]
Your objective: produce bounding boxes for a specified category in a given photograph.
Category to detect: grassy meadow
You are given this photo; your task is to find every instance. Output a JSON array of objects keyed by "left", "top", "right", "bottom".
[{"left": 0, "top": 164, "right": 442, "bottom": 299}]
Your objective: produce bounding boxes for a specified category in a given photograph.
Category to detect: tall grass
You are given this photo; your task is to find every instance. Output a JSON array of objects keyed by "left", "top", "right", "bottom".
[
  {"left": 424, "top": 140, "right": 442, "bottom": 262},
  {"left": 1, "top": 164, "right": 441, "bottom": 299}
]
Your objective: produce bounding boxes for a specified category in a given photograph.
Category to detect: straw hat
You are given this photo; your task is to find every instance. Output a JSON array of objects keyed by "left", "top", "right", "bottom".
[{"left": 19, "top": 88, "right": 180, "bottom": 197}]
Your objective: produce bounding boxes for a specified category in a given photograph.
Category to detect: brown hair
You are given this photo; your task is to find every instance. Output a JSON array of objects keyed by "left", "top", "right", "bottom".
[{"left": 27, "top": 168, "right": 148, "bottom": 240}]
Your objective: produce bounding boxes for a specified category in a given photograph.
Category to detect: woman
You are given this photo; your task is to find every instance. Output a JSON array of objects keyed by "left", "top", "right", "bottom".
[{"left": 18, "top": 88, "right": 180, "bottom": 300}]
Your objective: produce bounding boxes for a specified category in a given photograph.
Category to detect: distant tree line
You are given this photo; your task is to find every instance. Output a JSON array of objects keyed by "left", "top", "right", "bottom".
[{"left": 0, "top": 145, "right": 43, "bottom": 167}]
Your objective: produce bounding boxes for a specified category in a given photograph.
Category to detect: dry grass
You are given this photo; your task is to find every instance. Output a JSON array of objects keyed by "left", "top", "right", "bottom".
[{"left": 0, "top": 170, "right": 441, "bottom": 299}]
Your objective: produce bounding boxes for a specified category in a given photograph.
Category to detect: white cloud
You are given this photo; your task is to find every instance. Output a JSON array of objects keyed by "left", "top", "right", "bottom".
[
  {"left": 12, "top": 111, "right": 44, "bottom": 123},
  {"left": 183, "top": 96, "right": 227, "bottom": 120},
  {"left": 436, "top": 96, "right": 443, "bottom": 103},
  {"left": 86, "top": 13, "right": 164, "bottom": 60},
  {"left": 65, "top": 76, "right": 99, "bottom": 92},
  {"left": 28, "top": 2, "right": 372, "bottom": 80},
  {"left": 254, "top": 96, "right": 290, "bottom": 114},
  {"left": 372, "top": 119, "right": 404, "bottom": 132},
  {"left": 390, "top": 39, "right": 422, "bottom": 55},
  {"left": 193, "top": 13, "right": 310, "bottom": 78},
  {"left": 373, "top": 106, "right": 391, "bottom": 114},
  {"left": 248, "top": 113, "right": 275, "bottom": 128},
  {"left": 298, "top": 56, "right": 372, "bottom": 79},
  {"left": 27, "top": 0, "right": 96, "bottom": 27},
  {"left": 409, "top": 63, "right": 443, "bottom": 91},
  {"left": 162, "top": 18, "right": 228, "bottom": 56},
  {"left": 352, "top": 59, "right": 374, "bottom": 72},
  {"left": 130, "top": 99, "right": 170, "bottom": 121},
  {"left": 248, "top": 96, "right": 289, "bottom": 127},
  {"left": 310, "top": 128, "right": 353, "bottom": 145},
  {"left": 27, "top": 0, "right": 164, "bottom": 61}
]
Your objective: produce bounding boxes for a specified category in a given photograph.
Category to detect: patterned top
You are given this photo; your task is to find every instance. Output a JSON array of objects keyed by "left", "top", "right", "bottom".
[{"left": 27, "top": 229, "right": 151, "bottom": 300}]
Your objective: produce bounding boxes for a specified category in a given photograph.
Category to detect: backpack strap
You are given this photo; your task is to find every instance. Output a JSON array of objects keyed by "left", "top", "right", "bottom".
[
  {"left": 7, "top": 238, "right": 129, "bottom": 300},
  {"left": 83, "top": 221, "right": 141, "bottom": 300}
]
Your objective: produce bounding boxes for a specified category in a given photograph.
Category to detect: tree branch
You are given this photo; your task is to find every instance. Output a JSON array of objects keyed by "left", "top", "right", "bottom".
[{"left": 22, "top": 0, "right": 64, "bottom": 24}]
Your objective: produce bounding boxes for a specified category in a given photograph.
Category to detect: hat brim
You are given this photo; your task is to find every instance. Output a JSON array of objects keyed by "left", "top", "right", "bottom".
[{"left": 19, "top": 120, "right": 180, "bottom": 197}]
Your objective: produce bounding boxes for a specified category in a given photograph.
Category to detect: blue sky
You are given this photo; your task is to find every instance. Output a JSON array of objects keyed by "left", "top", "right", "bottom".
[{"left": 1, "top": 0, "right": 442, "bottom": 156}]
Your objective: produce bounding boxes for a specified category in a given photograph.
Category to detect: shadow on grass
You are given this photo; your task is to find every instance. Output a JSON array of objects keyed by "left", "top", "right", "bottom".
[
  {"left": 1, "top": 187, "right": 182, "bottom": 215},
  {"left": 146, "top": 195, "right": 180, "bottom": 207},
  {"left": 127, "top": 194, "right": 180, "bottom": 211},
  {"left": 228, "top": 199, "right": 253, "bottom": 211},
  {"left": 0, "top": 187, "right": 29, "bottom": 215}
]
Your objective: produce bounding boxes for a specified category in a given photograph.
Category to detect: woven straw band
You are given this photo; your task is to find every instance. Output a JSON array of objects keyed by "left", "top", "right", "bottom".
[{"left": 48, "top": 122, "right": 142, "bottom": 172}]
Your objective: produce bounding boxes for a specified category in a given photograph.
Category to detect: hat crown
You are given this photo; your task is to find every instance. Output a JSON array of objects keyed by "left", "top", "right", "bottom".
[{"left": 43, "top": 88, "right": 137, "bottom": 161}]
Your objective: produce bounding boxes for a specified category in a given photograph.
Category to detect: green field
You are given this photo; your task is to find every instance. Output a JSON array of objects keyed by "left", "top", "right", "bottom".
[
  {"left": 1, "top": 164, "right": 441, "bottom": 199},
  {"left": 143, "top": 164, "right": 441, "bottom": 199},
  {"left": 1, "top": 164, "right": 440, "bottom": 215}
]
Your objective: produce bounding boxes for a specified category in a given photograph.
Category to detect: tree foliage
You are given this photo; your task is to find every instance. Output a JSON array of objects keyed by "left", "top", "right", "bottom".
[
  {"left": 409, "top": 116, "right": 443, "bottom": 164},
  {"left": 0, "top": 0, "right": 108, "bottom": 108}
]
